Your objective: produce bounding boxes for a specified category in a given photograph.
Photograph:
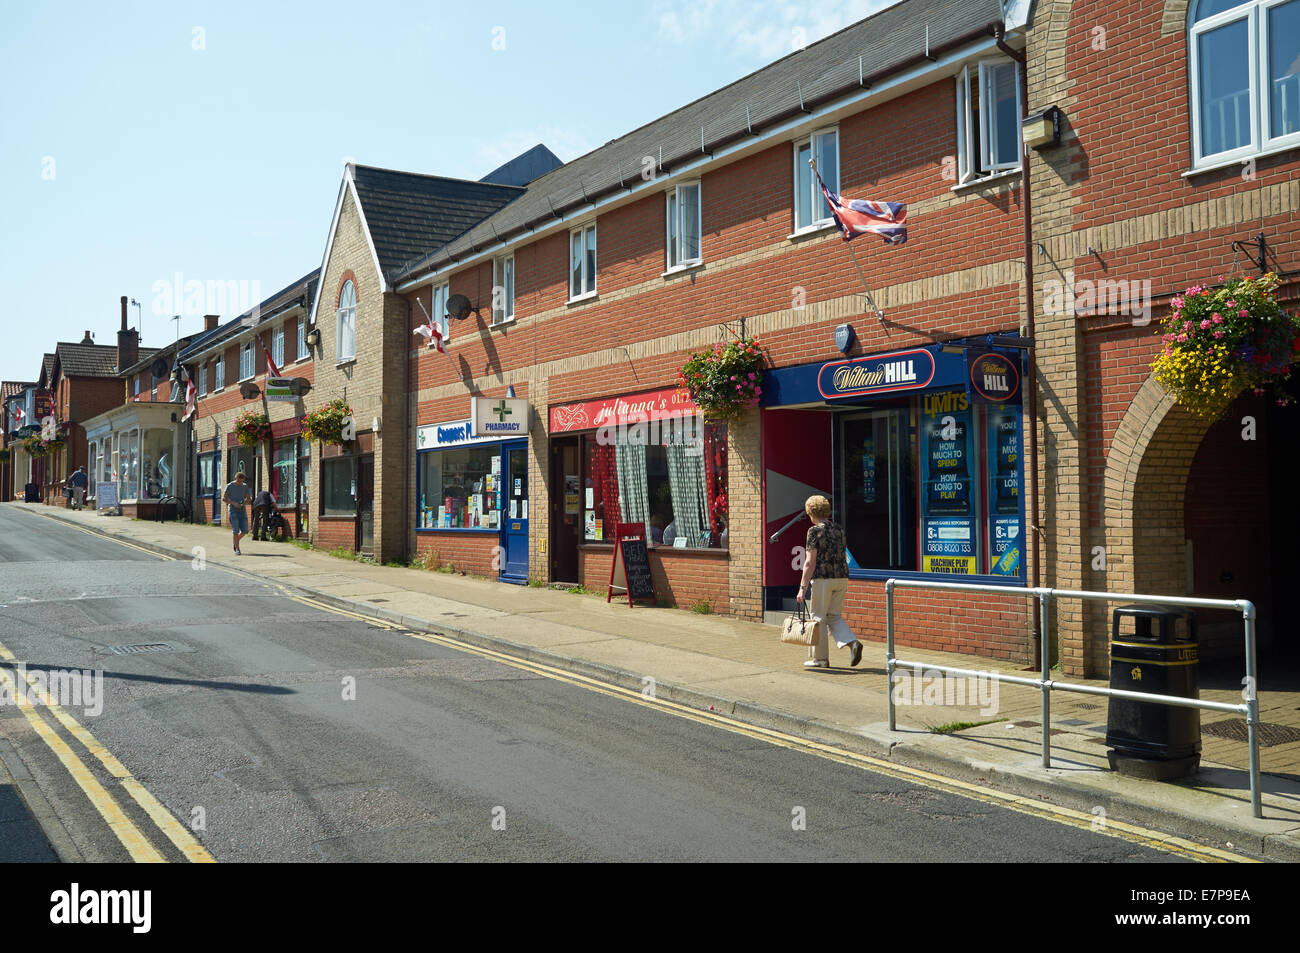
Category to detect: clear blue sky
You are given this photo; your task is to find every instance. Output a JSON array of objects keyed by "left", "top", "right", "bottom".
[{"left": 0, "top": 0, "right": 892, "bottom": 382}]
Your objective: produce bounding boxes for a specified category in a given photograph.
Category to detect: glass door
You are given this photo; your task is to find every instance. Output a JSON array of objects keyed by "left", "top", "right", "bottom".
[
  {"left": 500, "top": 440, "right": 529, "bottom": 582},
  {"left": 839, "top": 407, "right": 916, "bottom": 571}
]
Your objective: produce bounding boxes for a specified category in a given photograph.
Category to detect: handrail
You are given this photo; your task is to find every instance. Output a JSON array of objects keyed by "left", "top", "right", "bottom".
[{"left": 884, "top": 578, "right": 1262, "bottom": 819}]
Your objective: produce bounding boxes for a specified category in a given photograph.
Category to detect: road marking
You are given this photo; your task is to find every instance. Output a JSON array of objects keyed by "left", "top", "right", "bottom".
[
  {"left": 0, "top": 640, "right": 214, "bottom": 863},
  {"left": 0, "top": 666, "right": 164, "bottom": 862},
  {"left": 18, "top": 508, "right": 173, "bottom": 560}
]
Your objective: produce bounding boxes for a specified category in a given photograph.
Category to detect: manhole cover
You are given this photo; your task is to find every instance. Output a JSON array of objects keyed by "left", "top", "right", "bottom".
[
  {"left": 106, "top": 643, "right": 180, "bottom": 656},
  {"left": 1201, "top": 719, "right": 1300, "bottom": 747}
]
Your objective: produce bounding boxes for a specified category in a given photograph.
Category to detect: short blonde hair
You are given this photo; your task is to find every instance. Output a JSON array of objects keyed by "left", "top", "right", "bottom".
[{"left": 805, "top": 495, "right": 831, "bottom": 520}]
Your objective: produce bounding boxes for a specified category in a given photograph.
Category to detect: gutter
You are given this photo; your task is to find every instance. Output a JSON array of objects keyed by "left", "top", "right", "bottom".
[
  {"left": 994, "top": 25, "right": 1044, "bottom": 667},
  {"left": 397, "top": 20, "right": 1008, "bottom": 292}
]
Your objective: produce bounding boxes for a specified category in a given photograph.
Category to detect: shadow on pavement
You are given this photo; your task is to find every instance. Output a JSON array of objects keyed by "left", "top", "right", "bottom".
[{"left": 0, "top": 784, "right": 58, "bottom": 862}]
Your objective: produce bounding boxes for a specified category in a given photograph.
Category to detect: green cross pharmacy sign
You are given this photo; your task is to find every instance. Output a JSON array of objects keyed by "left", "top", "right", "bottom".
[{"left": 471, "top": 396, "right": 530, "bottom": 437}]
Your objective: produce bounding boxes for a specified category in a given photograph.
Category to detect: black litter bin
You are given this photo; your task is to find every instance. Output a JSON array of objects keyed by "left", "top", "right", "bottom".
[
  {"left": 1105, "top": 604, "right": 1200, "bottom": 777},
  {"left": 23, "top": 482, "right": 39, "bottom": 503}
]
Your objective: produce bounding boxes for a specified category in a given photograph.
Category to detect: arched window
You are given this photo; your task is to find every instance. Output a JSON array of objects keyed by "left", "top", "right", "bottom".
[
  {"left": 337, "top": 280, "right": 357, "bottom": 361},
  {"left": 1190, "top": 0, "right": 1300, "bottom": 166}
]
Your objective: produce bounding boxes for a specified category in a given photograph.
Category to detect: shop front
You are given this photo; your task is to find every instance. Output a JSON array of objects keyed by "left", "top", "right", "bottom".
[
  {"left": 547, "top": 386, "right": 730, "bottom": 609},
  {"left": 415, "top": 417, "right": 526, "bottom": 583},
  {"left": 82, "top": 403, "right": 181, "bottom": 518},
  {"left": 761, "top": 343, "right": 1027, "bottom": 617}
]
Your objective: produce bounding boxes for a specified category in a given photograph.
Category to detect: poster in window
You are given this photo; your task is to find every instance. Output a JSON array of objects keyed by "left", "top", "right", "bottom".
[
  {"left": 861, "top": 439, "right": 876, "bottom": 504},
  {"left": 921, "top": 392, "right": 975, "bottom": 573},
  {"left": 987, "top": 407, "right": 1023, "bottom": 576},
  {"left": 922, "top": 518, "right": 976, "bottom": 574}
]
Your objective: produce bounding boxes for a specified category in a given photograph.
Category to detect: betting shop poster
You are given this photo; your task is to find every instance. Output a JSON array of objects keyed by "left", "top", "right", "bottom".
[
  {"left": 921, "top": 392, "right": 975, "bottom": 574},
  {"left": 987, "top": 407, "right": 1023, "bottom": 577}
]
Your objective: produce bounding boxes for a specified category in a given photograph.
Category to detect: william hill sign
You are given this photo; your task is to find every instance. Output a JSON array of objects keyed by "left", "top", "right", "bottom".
[
  {"left": 966, "top": 351, "right": 1020, "bottom": 404},
  {"left": 817, "top": 348, "right": 936, "bottom": 399}
]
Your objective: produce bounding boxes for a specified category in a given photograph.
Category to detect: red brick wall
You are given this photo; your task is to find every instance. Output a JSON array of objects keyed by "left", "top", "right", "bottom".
[
  {"left": 578, "top": 547, "right": 730, "bottom": 612},
  {"left": 316, "top": 518, "right": 355, "bottom": 551},
  {"left": 414, "top": 531, "right": 500, "bottom": 577}
]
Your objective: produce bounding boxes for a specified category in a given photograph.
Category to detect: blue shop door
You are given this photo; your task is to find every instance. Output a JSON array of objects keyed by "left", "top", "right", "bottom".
[{"left": 500, "top": 441, "right": 529, "bottom": 583}]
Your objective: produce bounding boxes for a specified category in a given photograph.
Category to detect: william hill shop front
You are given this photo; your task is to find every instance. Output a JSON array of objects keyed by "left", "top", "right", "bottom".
[{"left": 760, "top": 343, "right": 1029, "bottom": 655}]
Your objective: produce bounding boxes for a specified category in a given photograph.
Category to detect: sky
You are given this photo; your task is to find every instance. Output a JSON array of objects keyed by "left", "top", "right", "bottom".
[{"left": 0, "top": 0, "right": 896, "bottom": 383}]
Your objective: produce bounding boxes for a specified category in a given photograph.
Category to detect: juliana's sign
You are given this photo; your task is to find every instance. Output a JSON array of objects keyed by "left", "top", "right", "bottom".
[
  {"left": 817, "top": 349, "right": 936, "bottom": 399},
  {"left": 549, "top": 387, "right": 700, "bottom": 434}
]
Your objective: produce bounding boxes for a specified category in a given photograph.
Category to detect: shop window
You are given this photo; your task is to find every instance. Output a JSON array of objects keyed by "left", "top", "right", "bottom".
[
  {"left": 1190, "top": 0, "right": 1300, "bottom": 166},
  {"left": 492, "top": 255, "right": 514, "bottom": 325},
  {"left": 793, "top": 128, "right": 838, "bottom": 231},
  {"left": 581, "top": 419, "right": 727, "bottom": 548},
  {"left": 140, "top": 429, "right": 173, "bottom": 500},
  {"left": 101, "top": 436, "right": 112, "bottom": 485},
  {"left": 119, "top": 428, "right": 139, "bottom": 501},
  {"left": 197, "top": 452, "right": 218, "bottom": 497},
  {"left": 417, "top": 445, "right": 501, "bottom": 529},
  {"left": 227, "top": 445, "right": 257, "bottom": 493},
  {"left": 337, "top": 280, "right": 357, "bottom": 361},
  {"left": 666, "top": 183, "right": 701, "bottom": 269},
  {"left": 955, "top": 60, "right": 1021, "bottom": 183},
  {"left": 836, "top": 390, "right": 1023, "bottom": 577},
  {"left": 271, "top": 438, "right": 297, "bottom": 505},
  {"left": 321, "top": 457, "right": 355, "bottom": 517},
  {"left": 570, "top": 224, "right": 597, "bottom": 299}
]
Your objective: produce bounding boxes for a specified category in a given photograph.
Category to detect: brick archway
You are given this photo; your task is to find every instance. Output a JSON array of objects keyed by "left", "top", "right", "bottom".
[{"left": 1092, "top": 372, "right": 1214, "bottom": 670}]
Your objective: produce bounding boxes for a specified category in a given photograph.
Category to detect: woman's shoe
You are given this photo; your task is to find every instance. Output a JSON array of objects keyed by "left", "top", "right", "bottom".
[
  {"left": 803, "top": 659, "right": 829, "bottom": 668},
  {"left": 850, "top": 641, "right": 863, "bottom": 667}
]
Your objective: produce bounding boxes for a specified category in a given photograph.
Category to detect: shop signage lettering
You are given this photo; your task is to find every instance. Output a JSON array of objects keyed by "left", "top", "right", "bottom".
[
  {"left": 416, "top": 419, "right": 502, "bottom": 449},
  {"left": 966, "top": 350, "right": 1021, "bottom": 404},
  {"left": 817, "top": 349, "right": 935, "bottom": 399},
  {"left": 471, "top": 396, "right": 531, "bottom": 437},
  {"left": 549, "top": 387, "right": 700, "bottom": 434}
]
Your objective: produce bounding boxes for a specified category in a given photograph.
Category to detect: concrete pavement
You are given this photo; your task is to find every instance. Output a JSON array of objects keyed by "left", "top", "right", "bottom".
[{"left": 13, "top": 501, "right": 1300, "bottom": 861}]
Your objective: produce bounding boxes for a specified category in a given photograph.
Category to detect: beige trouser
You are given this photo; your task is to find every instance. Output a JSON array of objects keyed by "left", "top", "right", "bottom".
[{"left": 808, "top": 577, "right": 857, "bottom": 663}]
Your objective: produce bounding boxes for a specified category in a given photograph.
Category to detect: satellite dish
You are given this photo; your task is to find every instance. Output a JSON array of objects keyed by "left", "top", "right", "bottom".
[
  {"left": 446, "top": 294, "right": 472, "bottom": 321},
  {"left": 151, "top": 356, "right": 169, "bottom": 380}
]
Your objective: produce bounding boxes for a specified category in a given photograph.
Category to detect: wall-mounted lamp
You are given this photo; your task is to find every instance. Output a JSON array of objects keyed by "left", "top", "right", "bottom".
[
  {"left": 506, "top": 384, "right": 516, "bottom": 398},
  {"left": 304, "top": 326, "right": 321, "bottom": 348},
  {"left": 1022, "top": 105, "right": 1062, "bottom": 149}
]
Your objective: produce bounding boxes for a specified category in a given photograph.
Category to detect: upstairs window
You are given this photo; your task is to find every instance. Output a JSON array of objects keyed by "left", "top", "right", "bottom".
[
  {"left": 197, "top": 362, "right": 207, "bottom": 396},
  {"left": 295, "top": 317, "right": 306, "bottom": 361},
  {"left": 271, "top": 326, "right": 285, "bottom": 371},
  {"left": 666, "top": 183, "right": 702, "bottom": 268},
  {"left": 570, "top": 224, "right": 597, "bottom": 299},
  {"left": 493, "top": 255, "right": 515, "bottom": 325},
  {"left": 431, "top": 283, "right": 450, "bottom": 344},
  {"left": 1190, "top": 0, "right": 1300, "bottom": 166},
  {"left": 793, "top": 129, "right": 838, "bottom": 231},
  {"left": 239, "top": 341, "right": 254, "bottom": 381},
  {"left": 214, "top": 355, "right": 225, "bottom": 391},
  {"left": 337, "top": 280, "right": 357, "bottom": 361},
  {"left": 956, "top": 60, "right": 1022, "bottom": 183}
]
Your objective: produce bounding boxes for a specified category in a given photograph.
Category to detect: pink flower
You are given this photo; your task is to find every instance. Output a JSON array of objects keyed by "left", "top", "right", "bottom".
[
  {"left": 1200, "top": 319, "right": 1212, "bottom": 330},
  {"left": 1183, "top": 321, "right": 1193, "bottom": 331},
  {"left": 1239, "top": 309, "right": 1249, "bottom": 318},
  {"left": 1212, "top": 330, "right": 1224, "bottom": 338},
  {"left": 1226, "top": 300, "right": 1236, "bottom": 308},
  {"left": 1171, "top": 296, "right": 1184, "bottom": 309},
  {"left": 1212, "top": 314, "right": 1223, "bottom": 324},
  {"left": 1177, "top": 333, "right": 1188, "bottom": 342}
]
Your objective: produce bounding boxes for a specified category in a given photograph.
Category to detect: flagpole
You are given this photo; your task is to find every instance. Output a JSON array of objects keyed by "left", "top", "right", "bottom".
[{"left": 810, "top": 158, "right": 886, "bottom": 326}]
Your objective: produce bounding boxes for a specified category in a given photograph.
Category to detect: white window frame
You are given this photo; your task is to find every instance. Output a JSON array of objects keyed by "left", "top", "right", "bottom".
[
  {"left": 239, "top": 341, "right": 254, "bottom": 382},
  {"left": 431, "top": 283, "right": 450, "bottom": 345},
  {"left": 792, "top": 128, "right": 839, "bottom": 233},
  {"left": 295, "top": 317, "right": 306, "bottom": 361},
  {"left": 271, "top": 325, "right": 285, "bottom": 371},
  {"left": 337, "top": 280, "right": 357, "bottom": 362},
  {"left": 492, "top": 255, "right": 515, "bottom": 325},
  {"left": 569, "top": 223, "right": 598, "bottom": 300},
  {"left": 1189, "top": 0, "right": 1300, "bottom": 168},
  {"left": 132, "top": 375, "right": 140, "bottom": 397},
  {"left": 955, "top": 60, "right": 1022, "bottom": 184},
  {"left": 214, "top": 355, "right": 225, "bottom": 391},
  {"left": 666, "top": 182, "right": 703, "bottom": 270},
  {"left": 198, "top": 362, "right": 207, "bottom": 396}
]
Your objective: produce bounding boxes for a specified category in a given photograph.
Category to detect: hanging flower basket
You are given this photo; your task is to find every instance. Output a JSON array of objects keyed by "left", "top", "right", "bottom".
[
  {"left": 301, "top": 399, "right": 353, "bottom": 446},
  {"left": 234, "top": 410, "right": 272, "bottom": 447},
  {"left": 1152, "top": 272, "right": 1300, "bottom": 420},
  {"left": 677, "top": 334, "right": 764, "bottom": 422},
  {"left": 22, "top": 434, "right": 48, "bottom": 457},
  {"left": 44, "top": 437, "right": 65, "bottom": 454}
]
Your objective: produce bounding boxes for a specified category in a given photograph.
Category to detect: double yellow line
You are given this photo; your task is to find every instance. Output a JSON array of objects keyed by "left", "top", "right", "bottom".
[
  {"left": 0, "top": 640, "right": 213, "bottom": 863},
  {"left": 282, "top": 590, "right": 1249, "bottom": 864}
]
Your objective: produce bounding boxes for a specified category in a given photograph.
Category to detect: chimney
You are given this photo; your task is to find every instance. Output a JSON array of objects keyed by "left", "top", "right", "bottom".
[
  {"left": 117, "top": 295, "right": 139, "bottom": 372},
  {"left": 80, "top": 330, "right": 93, "bottom": 345},
  {"left": 204, "top": 314, "right": 219, "bottom": 331}
]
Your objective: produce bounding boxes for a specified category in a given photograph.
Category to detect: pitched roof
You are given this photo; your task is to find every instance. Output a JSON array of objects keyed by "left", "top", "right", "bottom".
[
  {"left": 2, "top": 381, "right": 34, "bottom": 401},
  {"left": 178, "top": 268, "right": 319, "bottom": 362},
  {"left": 38, "top": 353, "right": 56, "bottom": 388},
  {"left": 349, "top": 166, "right": 524, "bottom": 280},
  {"left": 118, "top": 347, "right": 164, "bottom": 377},
  {"left": 480, "top": 144, "right": 564, "bottom": 188},
  {"left": 396, "top": 0, "right": 1003, "bottom": 284},
  {"left": 54, "top": 342, "right": 124, "bottom": 379}
]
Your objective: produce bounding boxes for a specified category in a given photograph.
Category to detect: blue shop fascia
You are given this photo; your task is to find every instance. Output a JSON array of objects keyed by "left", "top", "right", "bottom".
[{"left": 757, "top": 338, "right": 1027, "bottom": 603}]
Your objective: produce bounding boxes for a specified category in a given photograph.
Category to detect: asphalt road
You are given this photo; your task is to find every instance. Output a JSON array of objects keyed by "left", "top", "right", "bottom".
[{"left": 0, "top": 505, "right": 1186, "bottom": 862}]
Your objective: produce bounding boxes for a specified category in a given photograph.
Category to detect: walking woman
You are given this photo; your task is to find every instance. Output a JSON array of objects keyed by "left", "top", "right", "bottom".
[{"left": 796, "top": 494, "right": 863, "bottom": 669}]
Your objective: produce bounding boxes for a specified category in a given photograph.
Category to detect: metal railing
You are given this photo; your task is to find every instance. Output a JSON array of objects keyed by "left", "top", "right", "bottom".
[{"left": 884, "top": 579, "right": 1262, "bottom": 818}]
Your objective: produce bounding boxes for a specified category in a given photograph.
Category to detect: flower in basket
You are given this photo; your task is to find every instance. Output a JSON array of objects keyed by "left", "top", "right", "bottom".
[
  {"left": 234, "top": 410, "right": 272, "bottom": 447},
  {"left": 301, "top": 398, "right": 354, "bottom": 445},
  {"left": 677, "top": 333, "right": 764, "bottom": 422},
  {"left": 1152, "top": 272, "right": 1300, "bottom": 419}
]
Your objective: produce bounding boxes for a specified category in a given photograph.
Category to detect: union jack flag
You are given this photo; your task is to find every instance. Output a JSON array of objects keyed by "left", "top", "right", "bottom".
[{"left": 813, "top": 165, "right": 907, "bottom": 245}]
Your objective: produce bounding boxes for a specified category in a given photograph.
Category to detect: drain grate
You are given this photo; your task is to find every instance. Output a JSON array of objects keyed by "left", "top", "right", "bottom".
[
  {"left": 1201, "top": 719, "right": 1300, "bottom": 747},
  {"left": 1075, "top": 703, "right": 1102, "bottom": 711},
  {"left": 106, "top": 643, "right": 179, "bottom": 656}
]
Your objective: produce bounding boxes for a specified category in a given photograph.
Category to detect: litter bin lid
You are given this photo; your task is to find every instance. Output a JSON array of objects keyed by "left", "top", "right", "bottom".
[{"left": 1113, "top": 603, "right": 1187, "bottom": 618}]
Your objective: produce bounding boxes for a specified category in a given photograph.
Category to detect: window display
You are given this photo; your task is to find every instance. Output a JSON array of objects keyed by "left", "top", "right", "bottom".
[
  {"left": 418, "top": 446, "right": 500, "bottom": 529},
  {"left": 271, "top": 438, "right": 296, "bottom": 505},
  {"left": 321, "top": 457, "right": 354, "bottom": 517},
  {"left": 140, "top": 429, "right": 172, "bottom": 500}
]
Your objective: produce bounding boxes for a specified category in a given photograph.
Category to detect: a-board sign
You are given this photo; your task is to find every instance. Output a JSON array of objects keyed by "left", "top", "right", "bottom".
[
  {"left": 607, "top": 521, "right": 656, "bottom": 606},
  {"left": 95, "top": 482, "right": 118, "bottom": 510}
]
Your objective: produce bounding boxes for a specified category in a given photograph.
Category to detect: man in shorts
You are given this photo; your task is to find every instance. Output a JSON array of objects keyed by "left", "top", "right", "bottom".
[{"left": 222, "top": 471, "right": 252, "bottom": 555}]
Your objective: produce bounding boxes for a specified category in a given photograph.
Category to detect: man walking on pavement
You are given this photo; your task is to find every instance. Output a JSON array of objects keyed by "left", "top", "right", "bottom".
[
  {"left": 69, "top": 466, "right": 88, "bottom": 510},
  {"left": 223, "top": 471, "right": 251, "bottom": 555}
]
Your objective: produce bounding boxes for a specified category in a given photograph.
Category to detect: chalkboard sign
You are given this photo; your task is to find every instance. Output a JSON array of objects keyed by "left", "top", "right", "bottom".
[{"left": 608, "top": 522, "right": 657, "bottom": 606}]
